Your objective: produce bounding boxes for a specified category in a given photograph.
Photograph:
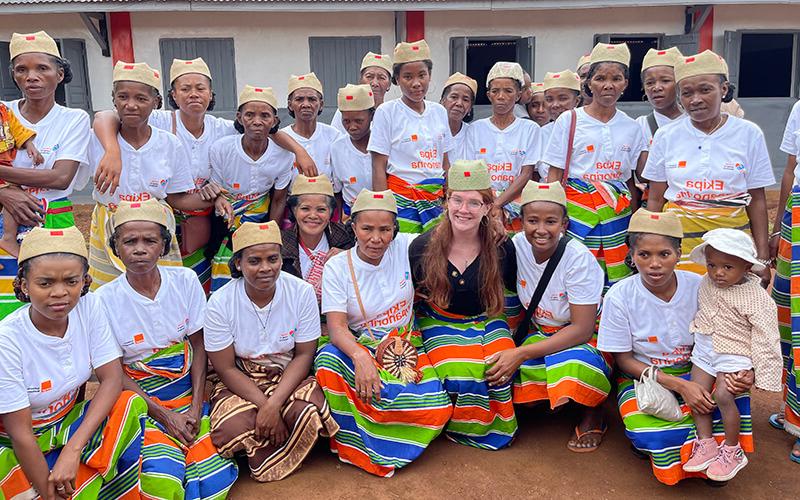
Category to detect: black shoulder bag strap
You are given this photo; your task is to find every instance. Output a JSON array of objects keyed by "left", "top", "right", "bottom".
[
  {"left": 514, "top": 237, "right": 570, "bottom": 346},
  {"left": 646, "top": 112, "right": 658, "bottom": 137}
]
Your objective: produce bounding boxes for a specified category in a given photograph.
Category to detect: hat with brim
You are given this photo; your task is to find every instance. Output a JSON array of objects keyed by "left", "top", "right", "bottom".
[
  {"left": 170, "top": 57, "right": 212, "bottom": 84},
  {"left": 350, "top": 189, "right": 397, "bottom": 214},
  {"left": 239, "top": 85, "right": 278, "bottom": 110},
  {"left": 10, "top": 31, "right": 60, "bottom": 60},
  {"left": 628, "top": 209, "right": 683, "bottom": 239},
  {"left": 443, "top": 72, "right": 478, "bottom": 97},
  {"left": 291, "top": 174, "right": 335, "bottom": 197},
  {"left": 18, "top": 226, "right": 87, "bottom": 264},
  {"left": 544, "top": 70, "right": 581, "bottom": 92},
  {"left": 113, "top": 199, "right": 170, "bottom": 229},
  {"left": 113, "top": 61, "right": 160, "bottom": 90},
  {"left": 521, "top": 181, "right": 567, "bottom": 207},
  {"left": 689, "top": 227, "right": 764, "bottom": 271},
  {"left": 448, "top": 160, "right": 491, "bottom": 191},
  {"left": 232, "top": 221, "right": 282, "bottom": 253},
  {"left": 393, "top": 40, "right": 431, "bottom": 65}
]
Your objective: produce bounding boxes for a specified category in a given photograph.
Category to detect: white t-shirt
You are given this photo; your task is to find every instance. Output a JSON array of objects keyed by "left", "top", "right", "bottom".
[
  {"left": 149, "top": 110, "right": 236, "bottom": 191},
  {"left": 87, "top": 126, "right": 194, "bottom": 209},
  {"left": 330, "top": 108, "right": 346, "bottom": 135},
  {"left": 299, "top": 234, "right": 330, "bottom": 279},
  {"left": 780, "top": 100, "right": 800, "bottom": 156},
  {"left": 513, "top": 235, "right": 603, "bottom": 327},
  {"left": 280, "top": 123, "right": 341, "bottom": 190},
  {"left": 330, "top": 134, "right": 372, "bottom": 208},
  {"left": 537, "top": 122, "right": 554, "bottom": 180},
  {"left": 322, "top": 233, "right": 415, "bottom": 332},
  {"left": 0, "top": 294, "right": 121, "bottom": 423},
  {"left": 642, "top": 116, "right": 775, "bottom": 203},
  {"left": 7, "top": 100, "right": 91, "bottom": 201},
  {"left": 466, "top": 117, "right": 541, "bottom": 192},
  {"left": 95, "top": 266, "right": 206, "bottom": 365},
  {"left": 204, "top": 273, "right": 320, "bottom": 366},
  {"left": 635, "top": 110, "right": 682, "bottom": 146},
  {"left": 209, "top": 134, "right": 294, "bottom": 202},
  {"left": 597, "top": 271, "right": 702, "bottom": 366},
  {"left": 449, "top": 121, "right": 470, "bottom": 163},
  {"left": 542, "top": 107, "right": 647, "bottom": 183},
  {"left": 368, "top": 99, "right": 454, "bottom": 184}
]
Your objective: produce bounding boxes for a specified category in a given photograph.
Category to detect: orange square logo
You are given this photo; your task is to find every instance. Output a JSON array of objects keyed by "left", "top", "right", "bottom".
[
  {"left": 40, "top": 380, "right": 52, "bottom": 392},
  {"left": 678, "top": 160, "right": 687, "bottom": 168},
  {"left": 586, "top": 145, "right": 595, "bottom": 152},
  {"left": 479, "top": 148, "right": 487, "bottom": 154},
  {"left": 647, "top": 336, "right": 658, "bottom": 343},
  {"left": 133, "top": 333, "right": 145, "bottom": 344},
  {"left": 519, "top": 279, "right": 527, "bottom": 288},
  {"left": 233, "top": 183, "right": 240, "bottom": 189},
  {"left": 349, "top": 176, "right": 357, "bottom": 183},
  {"left": 410, "top": 134, "right": 418, "bottom": 142}
]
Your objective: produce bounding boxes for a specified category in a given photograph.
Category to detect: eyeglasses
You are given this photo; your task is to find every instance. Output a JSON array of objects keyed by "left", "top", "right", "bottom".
[{"left": 448, "top": 196, "right": 484, "bottom": 211}]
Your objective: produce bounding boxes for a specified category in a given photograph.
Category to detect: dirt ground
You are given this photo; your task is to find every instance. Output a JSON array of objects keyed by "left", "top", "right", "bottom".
[{"left": 75, "top": 191, "right": 794, "bottom": 499}]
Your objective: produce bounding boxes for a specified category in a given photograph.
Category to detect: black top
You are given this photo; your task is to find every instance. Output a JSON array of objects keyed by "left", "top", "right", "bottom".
[
  {"left": 409, "top": 230, "right": 517, "bottom": 317},
  {"left": 281, "top": 222, "right": 355, "bottom": 279}
]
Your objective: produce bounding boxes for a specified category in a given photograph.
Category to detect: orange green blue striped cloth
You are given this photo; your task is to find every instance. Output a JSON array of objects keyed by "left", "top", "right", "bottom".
[
  {"left": 210, "top": 195, "right": 270, "bottom": 293},
  {"left": 387, "top": 174, "right": 443, "bottom": 234}
]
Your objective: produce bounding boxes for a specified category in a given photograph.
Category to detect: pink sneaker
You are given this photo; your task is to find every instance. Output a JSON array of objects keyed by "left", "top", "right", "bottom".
[
  {"left": 683, "top": 437, "right": 719, "bottom": 472},
  {"left": 706, "top": 443, "right": 748, "bottom": 481}
]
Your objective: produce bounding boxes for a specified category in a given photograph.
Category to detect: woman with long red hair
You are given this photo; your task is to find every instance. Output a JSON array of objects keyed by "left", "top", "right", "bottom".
[{"left": 411, "top": 159, "right": 518, "bottom": 450}]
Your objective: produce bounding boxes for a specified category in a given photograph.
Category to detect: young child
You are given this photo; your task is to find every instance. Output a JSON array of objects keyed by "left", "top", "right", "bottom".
[
  {"left": 331, "top": 83, "right": 375, "bottom": 218},
  {"left": 683, "top": 227, "right": 782, "bottom": 481},
  {"left": 0, "top": 102, "right": 44, "bottom": 256}
]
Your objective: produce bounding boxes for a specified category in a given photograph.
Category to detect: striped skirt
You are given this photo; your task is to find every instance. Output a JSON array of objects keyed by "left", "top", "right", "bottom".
[
  {"left": 564, "top": 178, "right": 632, "bottom": 290},
  {"left": 773, "top": 185, "right": 800, "bottom": 438},
  {"left": 0, "top": 197, "right": 75, "bottom": 320},
  {"left": 416, "top": 303, "right": 518, "bottom": 450},
  {"left": 664, "top": 198, "right": 750, "bottom": 275},
  {"left": 0, "top": 391, "right": 148, "bottom": 499},
  {"left": 617, "top": 366, "right": 753, "bottom": 486},
  {"left": 314, "top": 326, "right": 453, "bottom": 477},
  {"left": 209, "top": 358, "right": 338, "bottom": 482},
  {"left": 125, "top": 342, "right": 238, "bottom": 499},
  {"left": 89, "top": 202, "right": 182, "bottom": 291},
  {"left": 175, "top": 212, "right": 213, "bottom": 294},
  {"left": 387, "top": 174, "right": 443, "bottom": 234},
  {"left": 210, "top": 196, "right": 270, "bottom": 293},
  {"left": 513, "top": 323, "right": 612, "bottom": 408}
]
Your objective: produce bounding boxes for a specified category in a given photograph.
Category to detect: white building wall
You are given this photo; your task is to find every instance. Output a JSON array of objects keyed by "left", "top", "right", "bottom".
[{"left": 713, "top": 4, "right": 800, "bottom": 50}]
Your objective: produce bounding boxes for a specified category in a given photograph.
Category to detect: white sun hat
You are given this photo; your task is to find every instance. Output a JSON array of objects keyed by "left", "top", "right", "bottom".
[{"left": 689, "top": 227, "right": 764, "bottom": 271}]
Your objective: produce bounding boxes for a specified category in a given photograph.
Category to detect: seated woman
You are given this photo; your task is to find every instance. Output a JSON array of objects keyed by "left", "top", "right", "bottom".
[
  {"left": 315, "top": 189, "right": 452, "bottom": 477},
  {"left": 205, "top": 221, "right": 338, "bottom": 482},
  {"left": 411, "top": 160, "right": 518, "bottom": 450},
  {"left": 485, "top": 181, "right": 611, "bottom": 453},
  {"left": 94, "top": 199, "right": 238, "bottom": 499},
  {"left": 598, "top": 209, "right": 755, "bottom": 485},
  {"left": 280, "top": 174, "right": 354, "bottom": 303},
  {"left": 0, "top": 226, "right": 147, "bottom": 499}
]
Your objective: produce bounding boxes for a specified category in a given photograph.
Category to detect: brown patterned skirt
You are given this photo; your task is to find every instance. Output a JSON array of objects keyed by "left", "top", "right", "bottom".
[{"left": 208, "top": 358, "right": 339, "bottom": 482}]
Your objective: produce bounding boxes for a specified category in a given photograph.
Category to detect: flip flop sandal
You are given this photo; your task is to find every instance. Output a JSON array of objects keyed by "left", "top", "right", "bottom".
[
  {"left": 769, "top": 413, "right": 785, "bottom": 431},
  {"left": 567, "top": 424, "right": 607, "bottom": 453},
  {"left": 791, "top": 439, "right": 800, "bottom": 465}
]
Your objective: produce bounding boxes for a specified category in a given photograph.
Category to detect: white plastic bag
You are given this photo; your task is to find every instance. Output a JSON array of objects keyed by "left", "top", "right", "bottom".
[{"left": 634, "top": 366, "right": 684, "bottom": 422}]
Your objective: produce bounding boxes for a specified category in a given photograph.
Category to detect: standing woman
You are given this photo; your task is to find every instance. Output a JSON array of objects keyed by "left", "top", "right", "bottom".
[
  {"left": 537, "top": 70, "right": 582, "bottom": 181},
  {"left": 643, "top": 50, "right": 774, "bottom": 281},
  {"left": 0, "top": 31, "right": 92, "bottom": 318},
  {"left": 330, "top": 52, "right": 393, "bottom": 134},
  {"left": 281, "top": 174, "right": 353, "bottom": 303},
  {"left": 543, "top": 43, "right": 648, "bottom": 290},
  {"left": 314, "top": 189, "right": 452, "bottom": 477},
  {"left": 467, "top": 62, "right": 541, "bottom": 233},
  {"left": 207, "top": 85, "right": 295, "bottom": 291},
  {"left": 0, "top": 227, "right": 148, "bottom": 499},
  {"left": 440, "top": 72, "right": 477, "bottom": 163},
  {"left": 95, "top": 199, "right": 238, "bottom": 499},
  {"left": 526, "top": 81, "right": 549, "bottom": 126},
  {"left": 205, "top": 221, "right": 339, "bottom": 482},
  {"left": 598, "top": 209, "right": 755, "bottom": 485},
  {"left": 369, "top": 40, "right": 454, "bottom": 233},
  {"left": 411, "top": 160, "right": 518, "bottom": 450},
  {"left": 486, "top": 181, "right": 611, "bottom": 452},
  {"left": 636, "top": 47, "right": 683, "bottom": 145}
]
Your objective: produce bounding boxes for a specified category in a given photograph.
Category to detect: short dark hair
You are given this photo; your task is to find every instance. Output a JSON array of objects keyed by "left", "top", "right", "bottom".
[
  {"left": 719, "top": 75, "right": 736, "bottom": 103},
  {"left": 234, "top": 103, "right": 280, "bottom": 134},
  {"left": 13, "top": 253, "right": 90, "bottom": 302},
  {"left": 228, "top": 249, "right": 244, "bottom": 279},
  {"left": 582, "top": 61, "right": 630, "bottom": 98},
  {"left": 440, "top": 83, "right": 475, "bottom": 123},
  {"left": 286, "top": 193, "right": 336, "bottom": 223},
  {"left": 391, "top": 60, "right": 434, "bottom": 86},
  {"left": 109, "top": 224, "right": 172, "bottom": 258}
]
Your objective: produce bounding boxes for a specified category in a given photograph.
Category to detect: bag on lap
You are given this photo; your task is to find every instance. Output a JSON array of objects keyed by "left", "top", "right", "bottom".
[{"left": 634, "top": 365, "right": 683, "bottom": 421}]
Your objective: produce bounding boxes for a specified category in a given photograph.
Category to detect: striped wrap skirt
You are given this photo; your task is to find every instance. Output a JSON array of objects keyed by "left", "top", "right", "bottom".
[
  {"left": 125, "top": 341, "right": 238, "bottom": 499},
  {"left": 617, "top": 365, "right": 753, "bottom": 485},
  {"left": 416, "top": 302, "right": 518, "bottom": 450},
  {"left": 387, "top": 174, "right": 443, "bottom": 234},
  {"left": 0, "top": 391, "right": 147, "bottom": 499},
  {"left": 314, "top": 325, "right": 453, "bottom": 477},
  {"left": 772, "top": 184, "right": 800, "bottom": 438},
  {"left": 513, "top": 323, "right": 612, "bottom": 408},
  {"left": 210, "top": 196, "right": 270, "bottom": 293},
  {"left": 564, "top": 178, "right": 632, "bottom": 290}
]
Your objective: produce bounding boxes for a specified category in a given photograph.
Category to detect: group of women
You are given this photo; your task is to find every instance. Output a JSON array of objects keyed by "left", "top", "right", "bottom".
[{"left": 0, "top": 26, "right": 796, "bottom": 498}]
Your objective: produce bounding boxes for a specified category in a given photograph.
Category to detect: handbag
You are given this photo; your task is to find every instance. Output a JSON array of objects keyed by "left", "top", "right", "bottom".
[
  {"left": 347, "top": 250, "right": 421, "bottom": 383},
  {"left": 513, "top": 236, "right": 570, "bottom": 346},
  {"left": 634, "top": 366, "right": 684, "bottom": 422}
]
